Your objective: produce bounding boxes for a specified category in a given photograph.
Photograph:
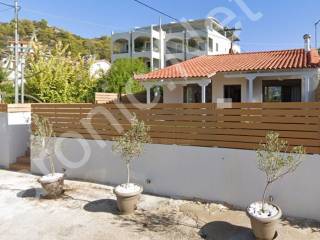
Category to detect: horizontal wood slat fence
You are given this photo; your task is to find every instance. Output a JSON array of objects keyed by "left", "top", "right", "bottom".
[
  {"left": 7, "top": 104, "right": 31, "bottom": 113},
  {"left": 0, "top": 104, "right": 31, "bottom": 113},
  {"left": 95, "top": 93, "right": 118, "bottom": 104},
  {"left": 31, "top": 102, "right": 320, "bottom": 154},
  {"left": 0, "top": 104, "right": 7, "bottom": 112}
]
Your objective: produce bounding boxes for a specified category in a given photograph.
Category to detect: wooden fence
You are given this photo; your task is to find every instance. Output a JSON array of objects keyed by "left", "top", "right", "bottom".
[
  {"left": 0, "top": 104, "right": 31, "bottom": 113},
  {"left": 7, "top": 104, "right": 31, "bottom": 113},
  {"left": 31, "top": 102, "right": 320, "bottom": 154},
  {"left": 95, "top": 93, "right": 118, "bottom": 104},
  {"left": 0, "top": 104, "right": 7, "bottom": 112}
]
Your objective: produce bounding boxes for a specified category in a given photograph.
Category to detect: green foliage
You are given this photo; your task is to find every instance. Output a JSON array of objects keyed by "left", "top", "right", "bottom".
[
  {"left": 0, "top": 67, "right": 7, "bottom": 82},
  {"left": 25, "top": 41, "right": 97, "bottom": 103},
  {"left": 0, "top": 19, "right": 111, "bottom": 60},
  {"left": 32, "top": 114, "right": 55, "bottom": 174},
  {"left": 97, "top": 58, "right": 148, "bottom": 95},
  {"left": 257, "top": 131, "right": 305, "bottom": 207},
  {"left": 0, "top": 68, "right": 14, "bottom": 103},
  {"left": 112, "top": 114, "right": 151, "bottom": 183}
]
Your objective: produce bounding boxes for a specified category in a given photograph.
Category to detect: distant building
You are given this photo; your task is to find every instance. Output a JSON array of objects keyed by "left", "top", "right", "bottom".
[
  {"left": 111, "top": 17, "right": 240, "bottom": 71},
  {"left": 1, "top": 40, "right": 31, "bottom": 83},
  {"left": 90, "top": 60, "right": 111, "bottom": 79}
]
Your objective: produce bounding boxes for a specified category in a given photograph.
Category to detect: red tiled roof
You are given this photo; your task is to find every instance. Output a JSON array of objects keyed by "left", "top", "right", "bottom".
[{"left": 135, "top": 48, "right": 320, "bottom": 80}]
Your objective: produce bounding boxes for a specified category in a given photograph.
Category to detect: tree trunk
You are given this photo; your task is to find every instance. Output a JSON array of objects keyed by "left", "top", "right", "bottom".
[
  {"left": 126, "top": 163, "right": 130, "bottom": 186},
  {"left": 262, "top": 182, "right": 271, "bottom": 212},
  {"left": 47, "top": 150, "right": 55, "bottom": 175}
]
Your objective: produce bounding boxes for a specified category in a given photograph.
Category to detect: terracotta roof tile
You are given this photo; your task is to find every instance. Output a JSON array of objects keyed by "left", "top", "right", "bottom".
[{"left": 135, "top": 48, "right": 320, "bottom": 80}]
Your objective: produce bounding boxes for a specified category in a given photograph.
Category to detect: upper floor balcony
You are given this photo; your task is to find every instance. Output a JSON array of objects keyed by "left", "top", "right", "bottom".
[
  {"left": 113, "top": 38, "right": 129, "bottom": 54},
  {"left": 187, "top": 37, "right": 207, "bottom": 53}
]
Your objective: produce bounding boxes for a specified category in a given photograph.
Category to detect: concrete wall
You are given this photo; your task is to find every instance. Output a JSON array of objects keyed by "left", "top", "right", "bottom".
[
  {"left": 0, "top": 112, "right": 31, "bottom": 168},
  {"left": 32, "top": 137, "right": 320, "bottom": 221}
]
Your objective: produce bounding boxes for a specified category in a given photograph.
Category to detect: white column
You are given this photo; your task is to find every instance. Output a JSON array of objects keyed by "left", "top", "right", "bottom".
[
  {"left": 201, "top": 85, "right": 206, "bottom": 103},
  {"left": 246, "top": 76, "right": 255, "bottom": 102},
  {"left": 143, "top": 83, "right": 153, "bottom": 104},
  {"left": 304, "top": 75, "right": 311, "bottom": 102},
  {"left": 150, "top": 26, "right": 154, "bottom": 71},
  {"left": 198, "top": 82, "right": 211, "bottom": 103},
  {"left": 146, "top": 87, "right": 151, "bottom": 104}
]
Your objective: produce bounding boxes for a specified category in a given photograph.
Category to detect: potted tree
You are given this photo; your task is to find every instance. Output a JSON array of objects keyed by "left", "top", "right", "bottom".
[
  {"left": 33, "top": 114, "right": 64, "bottom": 198},
  {"left": 112, "top": 114, "right": 151, "bottom": 214},
  {"left": 247, "top": 132, "right": 305, "bottom": 240}
]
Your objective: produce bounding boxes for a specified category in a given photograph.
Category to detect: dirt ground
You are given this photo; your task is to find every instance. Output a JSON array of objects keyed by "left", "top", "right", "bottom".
[{"left": 0, "top": 170, "right": 319, "bottom": 240}]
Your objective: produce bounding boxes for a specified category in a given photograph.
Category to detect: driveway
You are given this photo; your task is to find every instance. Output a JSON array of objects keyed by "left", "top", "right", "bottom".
[{"left": 0, "top": 170, "right": 319, "bottom": 240}]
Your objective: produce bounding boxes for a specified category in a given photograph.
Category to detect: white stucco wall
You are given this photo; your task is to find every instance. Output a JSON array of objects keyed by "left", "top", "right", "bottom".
[
  {"left": 0, "top": 112, "right": 30, "bottom": 168},
  {"left": 163, "top": 85, "right": 183, "bottom": 103},
  {"left": 32, "top": 137, "right": 320, "bottom": 221},
  {"left": 212, "top": 74, "right": 248, "bottom": 102},
  {"left": 161, "top": 73, "right": 319, "bottom": 103}
]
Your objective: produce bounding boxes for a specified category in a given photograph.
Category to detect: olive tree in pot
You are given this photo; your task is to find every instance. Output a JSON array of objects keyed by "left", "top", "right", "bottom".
[
  {"left": 112, "top": 114, "right": 151, "bottom": 214},
  {"left": 33, "top": 114, "right": 64, "bottom": 198},
  {"left": 247, "top": 132, "right": 305, "bottom": 240}
]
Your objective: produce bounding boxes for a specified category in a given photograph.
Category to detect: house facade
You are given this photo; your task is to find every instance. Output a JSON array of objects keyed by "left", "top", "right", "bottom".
[
  {"left": 111, "top": 18, "right": 240, "bottom": 71},
  {"left": 135, "top": 35, "right": 320, "bottom": 103}
]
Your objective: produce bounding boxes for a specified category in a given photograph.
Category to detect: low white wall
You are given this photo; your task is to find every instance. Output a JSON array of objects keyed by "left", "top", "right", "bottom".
[
  {"left": 0, "top": 112, "right": 31, "bottom": 168},
  {"left": 31, "top": 137, "right": 320, "bottom": 221}
]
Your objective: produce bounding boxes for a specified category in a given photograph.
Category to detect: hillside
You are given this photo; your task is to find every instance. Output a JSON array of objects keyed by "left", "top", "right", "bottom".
[{"left": 0, "top": 19, "right": 111, "bottom": 60}]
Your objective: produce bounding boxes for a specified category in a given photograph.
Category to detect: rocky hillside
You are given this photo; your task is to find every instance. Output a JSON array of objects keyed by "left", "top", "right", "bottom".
[{"left": 0, "top": 19, "right": 111, "bottom": 60}]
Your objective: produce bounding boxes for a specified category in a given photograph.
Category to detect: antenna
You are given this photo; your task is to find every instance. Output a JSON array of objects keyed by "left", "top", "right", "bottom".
[{"left": 224, "top": 27, "right": 241, "bottom": 53}]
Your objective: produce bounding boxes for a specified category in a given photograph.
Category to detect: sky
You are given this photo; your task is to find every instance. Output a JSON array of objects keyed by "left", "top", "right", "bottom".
[{"left": 0, "top": 0, "right": 319, "bottom": 52}]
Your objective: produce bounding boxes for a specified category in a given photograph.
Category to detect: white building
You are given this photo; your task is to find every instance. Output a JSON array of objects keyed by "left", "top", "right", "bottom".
[
  {"left": 90, "top": 60, "right": 111, "bottom": 79},
  {"left": 111, "top": 18, "right": 240, "bottom": 70},
  {"left": 1, "top": 40, "right": 31, "bottom": 83},
  {"left": 135, "top": 35, "right": 320, "bottom": 104}
]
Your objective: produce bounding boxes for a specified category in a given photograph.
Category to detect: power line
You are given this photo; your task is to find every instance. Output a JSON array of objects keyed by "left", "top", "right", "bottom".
[
  {"left": 0, "top": 1, "right": 14, "bottom": 8},
  {"left": 132, "top": 0, "right": 179, "bottom": 22}
]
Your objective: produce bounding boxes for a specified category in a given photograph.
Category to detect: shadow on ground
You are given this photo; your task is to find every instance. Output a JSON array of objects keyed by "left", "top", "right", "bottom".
[
  {"left": 83, "top": 199, "right": 118, "bottom": 214},
  {"left": 117, "top": 209, "right": 195, "bottom": 233},
  {"left": 282, "top": 217, "right": 320, "bottom": 234},
  {"left": 199, "top": 221, "right": 255, "bottom": 240},
  {"left": 16, "top": 188, "right": 43, "bottom": 199}
]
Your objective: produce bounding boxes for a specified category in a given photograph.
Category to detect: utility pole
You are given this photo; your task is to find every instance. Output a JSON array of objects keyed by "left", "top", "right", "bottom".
[
  {"left": 14, "top": 0, "right": 20, "bottom": 104},
  {"left": 20, "top": 58, "right": 25, "bottom": 103}
]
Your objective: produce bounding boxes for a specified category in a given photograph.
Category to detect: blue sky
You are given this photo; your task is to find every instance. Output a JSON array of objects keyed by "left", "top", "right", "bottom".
[{"left": 0, "top": 0, "right": 319, "bottom": 52}]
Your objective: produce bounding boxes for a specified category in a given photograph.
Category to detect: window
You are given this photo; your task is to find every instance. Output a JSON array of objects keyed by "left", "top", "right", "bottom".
[
  {"left": 216, "top": 43, "right": 219, "bottom": 52},
  {"left": 206, "top": 83, "right": 212, "bottom": 103},
  {"left": 224, "top": 85, "right": 241, "bottom": 102},
  {"left": 209, "top": 38, "right": 213, "bottom": 52},
  {"left": 183, "top": 84, "right": 201, "bottom": 103},
  {"left": 262, "top": 80, "right": 301, "bottom": 102},
  {"left": 183, "top": 83, "right": 212, "bottom": 103}
]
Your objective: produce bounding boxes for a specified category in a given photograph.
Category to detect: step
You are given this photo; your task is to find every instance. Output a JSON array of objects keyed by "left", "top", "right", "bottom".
[
  {"left": 9, "top": 162, "right": 30, "bottom": 173},
  {"left": 16, "top": 156, "right": 30, "bottom": 164},
  {"left": 25, "top": 148, "right": 30, "bottom": 157}
]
